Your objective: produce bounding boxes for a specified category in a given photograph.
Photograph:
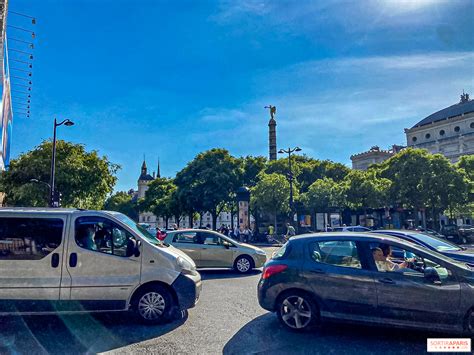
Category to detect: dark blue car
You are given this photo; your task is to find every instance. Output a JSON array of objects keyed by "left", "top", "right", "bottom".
[{"left": 371, "top": 230, "right": 474, "bottom": 266}]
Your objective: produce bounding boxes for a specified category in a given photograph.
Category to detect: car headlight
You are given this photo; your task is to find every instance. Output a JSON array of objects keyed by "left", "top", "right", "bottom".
[
  {"left": 177, "top": 256, "right": 196, "bottom": 273},
  {"left": 256, "top": 249, "right": 266, "bottom": 256}
]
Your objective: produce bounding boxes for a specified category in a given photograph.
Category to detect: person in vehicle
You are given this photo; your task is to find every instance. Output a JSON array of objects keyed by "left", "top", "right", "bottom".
[
  {"left": 372, "top": 247, "right": 410, "bottom": 272},
  {"left": 77, "top": 225, "right": 98, "bottom": 251}
]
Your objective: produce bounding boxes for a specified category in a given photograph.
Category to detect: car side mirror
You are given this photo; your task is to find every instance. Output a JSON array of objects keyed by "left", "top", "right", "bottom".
[
  {"left": 223, "top": 241, "right": 231, "bottom": 249},
  {"left": 424, "top": 267, "right": 441, "bottom": 284}
]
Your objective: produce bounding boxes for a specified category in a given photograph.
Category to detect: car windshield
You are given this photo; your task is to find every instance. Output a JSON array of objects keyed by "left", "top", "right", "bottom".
[
  {"left": 409, "top": 232, "right": 462, "bottom": 252},
  {"left": 111, "top": 212, "right": 162, "bottom": 246}
]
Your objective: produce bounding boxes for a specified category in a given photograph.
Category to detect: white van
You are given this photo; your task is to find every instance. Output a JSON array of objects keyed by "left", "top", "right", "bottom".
[{"left": 0, "top": 207, "right": 201, "bottom": 324}]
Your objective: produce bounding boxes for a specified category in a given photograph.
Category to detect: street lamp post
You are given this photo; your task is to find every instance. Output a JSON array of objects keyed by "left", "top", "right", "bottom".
[
  {"left": 278, "top": 147, "right": 302, "bottom": 225},
  {"left": 50, "top": 118, "right": 74, "bottom": 207}
]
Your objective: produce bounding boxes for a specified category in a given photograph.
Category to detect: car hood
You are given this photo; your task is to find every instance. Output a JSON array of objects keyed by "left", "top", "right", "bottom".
[{"left": 238, "top": 242, "right": 264, "bottom": 253}]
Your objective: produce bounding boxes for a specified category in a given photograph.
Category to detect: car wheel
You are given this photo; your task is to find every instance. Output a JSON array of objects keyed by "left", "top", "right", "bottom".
[
  {"left": 277, "top": 292, "right": 318, "bottom": 331},
  {"left": 234, "top": 255, "right": 253, "bottom": 273},
  {"left": 134, "top": 285, "right": 173, "bottom": 324}
]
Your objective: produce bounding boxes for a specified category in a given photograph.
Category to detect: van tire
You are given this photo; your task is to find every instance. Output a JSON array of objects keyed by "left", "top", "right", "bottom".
[
  {"left": 234, "top": 255, "right": 254, "bottom": 273},
  {"left": 133, "top": 285, "right": 174, "bottom": 325}
]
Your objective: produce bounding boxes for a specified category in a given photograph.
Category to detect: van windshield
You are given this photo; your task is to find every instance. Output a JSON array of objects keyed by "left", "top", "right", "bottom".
[{"left": 111, "top": 212, "right": 162, "bottom": 246}]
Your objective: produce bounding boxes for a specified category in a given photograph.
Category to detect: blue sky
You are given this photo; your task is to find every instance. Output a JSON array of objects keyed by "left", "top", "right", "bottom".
[{"left": 8, "top": 0, "right": 474, "bottom": 192}]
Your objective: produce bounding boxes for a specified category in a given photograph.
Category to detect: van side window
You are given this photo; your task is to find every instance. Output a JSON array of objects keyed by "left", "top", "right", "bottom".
[
  {"left": 0, "top": 217, "right": 63, "bottom": 260},
  {"left": 75, "top": 217, "right": 136, "bottom": 257}
]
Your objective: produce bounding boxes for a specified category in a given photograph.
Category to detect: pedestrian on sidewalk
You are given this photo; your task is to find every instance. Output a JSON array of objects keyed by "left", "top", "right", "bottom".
[{"left": 285, "top": 223, "right": 296, "bottom": 241}]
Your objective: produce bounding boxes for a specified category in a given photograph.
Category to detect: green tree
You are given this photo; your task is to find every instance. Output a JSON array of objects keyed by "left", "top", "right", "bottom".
[
  {"left": 299, "top": 159, "right": 350, "bottom": 192},
  {"left": 0, "top": 140, "right": 119, "bottom": 209},
  {"left": 251, "top": 173, "right": 294, "bottom": 233},
  {"left": 141, "top": 178, "right": 177, "bottom": 227},
  {"left": 175, "top": 148, "right": 242, "bottom": 230},
  {"left": 104, "top": 191, "right": 138, "bottom": 220},
  {"left": 342, "top": 170, "right": 391, "bottom": 211},
  {"left": 301, "top": 178, "right": 344, "bottom": 214}
]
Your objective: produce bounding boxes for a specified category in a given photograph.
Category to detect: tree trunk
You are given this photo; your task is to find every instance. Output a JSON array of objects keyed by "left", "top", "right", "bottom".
[
  {"left": 230, "top": 209, "right": 234, "bottom": 230},
  {"left": 165, "top": 216, "right": 169, "bottom": 229},
  {"left": 211, "top": 210, "right": 217, "bottom": 231},
  {"left": 414, "top": 207, "right": 420, "bottom": 228},
  {"left": 199, "top": 213, "right": 203, "bottom": 228},
  {"left": 274, "top": 210, "right": 278, "bottom": 235},
  {"left": 188, "top": 212, "right": 193, "bottom": 228}
]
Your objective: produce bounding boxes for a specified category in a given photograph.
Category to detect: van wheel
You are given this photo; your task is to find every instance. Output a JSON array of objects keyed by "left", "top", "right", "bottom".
[
  {"left": 134, "top": 285, "right": 173, "bottom": 325},
  {"left": 277, "top": 291, "right": 319, "bottom": 331},
  {"left": 234, "top": 255, "right": 253, "bottom": 273}
]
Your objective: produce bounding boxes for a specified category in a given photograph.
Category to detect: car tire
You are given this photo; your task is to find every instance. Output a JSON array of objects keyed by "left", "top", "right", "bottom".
[
  {"left": 133, "top": 285, "right": 174, "bottom": 325},
  {"left": 234, "top": 255, "right": 254, "bottom": 273},
  {"left": 464, "top": 308, "right": 474, "bottom": 335},
  {"left": 276, "top": 291, "right": 319, "bottom": 331}
]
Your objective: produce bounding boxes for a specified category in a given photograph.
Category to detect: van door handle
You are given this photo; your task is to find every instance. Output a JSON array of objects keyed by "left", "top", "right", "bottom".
[
  {"left": 69, "top": 253, "right": 78, "bottom": 268},
  {"left": 51, "top": 253, "right": 60, "bottom": 268},
  {"left": 310, "top": 269, "right": 325, "bottom": 274},
  {"left": 378, "top": 278, "right": 395, "bottom": 284}
]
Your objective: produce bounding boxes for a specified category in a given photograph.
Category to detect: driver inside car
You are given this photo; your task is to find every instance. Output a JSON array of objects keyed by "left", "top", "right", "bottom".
[{"left": 372, "top": 247, "right": 412, "bottom": 272}]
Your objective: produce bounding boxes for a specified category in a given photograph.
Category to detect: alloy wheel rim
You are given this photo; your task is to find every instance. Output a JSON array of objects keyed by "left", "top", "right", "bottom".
[
  {"left": 138, "top": 292, "right": 166, "bottom": 320},
  {"left": 237, "top": 258, "right": 250, "bottom": 272},
  {"left": 281, "top": 296, "right": 312, "bottom": 329}
]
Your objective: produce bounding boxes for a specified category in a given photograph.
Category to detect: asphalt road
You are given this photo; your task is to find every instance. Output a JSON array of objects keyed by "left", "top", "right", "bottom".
[{"left": 0, "top": 247, "right": 450, "bottom": 354}]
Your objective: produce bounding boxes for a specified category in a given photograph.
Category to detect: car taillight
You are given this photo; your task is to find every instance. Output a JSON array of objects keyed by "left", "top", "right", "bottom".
[{"left": 262, "top": 264, "right": 288, "bottom": 279}]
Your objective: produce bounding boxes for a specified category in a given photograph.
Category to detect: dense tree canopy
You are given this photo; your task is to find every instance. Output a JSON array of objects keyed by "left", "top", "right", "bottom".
[
  {"left": 104, "top": 191, "right": 138, "bottom": 220},
  {"left": 252, "top": 173, "right": 294, "bottom": 230},
  {"left": 175, "top": 148, "right": 242, "bottom": 230},
  {"left": 0, "top": 140, "right": 119, "bottom": 209}
]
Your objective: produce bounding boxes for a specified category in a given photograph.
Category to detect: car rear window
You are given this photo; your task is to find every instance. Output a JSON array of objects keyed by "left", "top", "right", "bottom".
[{"left": 272, "top": 242, "right": 290, "bottom": 259}]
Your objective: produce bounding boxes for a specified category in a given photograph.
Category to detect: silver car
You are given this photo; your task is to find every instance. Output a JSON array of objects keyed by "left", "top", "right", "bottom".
[{"left": 164, "top": 229, "right": 267, "bottom": 273}]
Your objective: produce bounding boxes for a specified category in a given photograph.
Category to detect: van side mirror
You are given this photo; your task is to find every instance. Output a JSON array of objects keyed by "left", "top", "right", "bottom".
[
  {"left": 134, "top": 240, "right": 141, "bottom": 257},
  {"left": 126, "top": 239, "right": 141, "bottom": 258},
  {"left": 424, "top": 267, "right": 441, "bottom": 284}
]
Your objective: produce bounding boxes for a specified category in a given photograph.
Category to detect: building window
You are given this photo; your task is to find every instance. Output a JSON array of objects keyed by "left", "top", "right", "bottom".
[
  {"left": 412, "top": 136, "right": 417, "bottom": 142},
  {"left": 425, "top": 133, "right": 431, "bottom": 139},
  {"left": 454, "top": 126, "right": 460, "bottom": 132},
  {"left": 470, "top": 122, "right": 474, "bottom": 129},
  {"left": 439, "top": 129, "right": 445, "bottom": 136}
]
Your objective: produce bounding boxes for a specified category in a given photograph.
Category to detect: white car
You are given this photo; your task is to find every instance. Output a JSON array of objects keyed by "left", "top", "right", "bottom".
[{"left": 0, "top": 207, "right": 201, "bottom": 324}]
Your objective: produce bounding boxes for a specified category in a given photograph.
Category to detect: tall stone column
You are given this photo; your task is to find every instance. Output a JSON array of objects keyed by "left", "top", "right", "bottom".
[{"left": 268, "top": 117, "right": 277, "bottom": 161}]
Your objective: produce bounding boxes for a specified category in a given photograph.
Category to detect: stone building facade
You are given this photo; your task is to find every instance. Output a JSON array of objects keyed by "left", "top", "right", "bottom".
[
  {"left": 404, "top": 92, "right": 474, "bottom": 162},
  {"left": 350, "top": 145, "right": 403, "bottom": 170}
]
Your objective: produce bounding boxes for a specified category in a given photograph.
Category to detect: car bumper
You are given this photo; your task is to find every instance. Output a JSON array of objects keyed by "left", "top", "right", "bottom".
[
  {"left": 172, "top": 272, "right": 202, "bottom": 311},
  {"left": 257, "top": 278, "right": 278, "bottom": 311}
]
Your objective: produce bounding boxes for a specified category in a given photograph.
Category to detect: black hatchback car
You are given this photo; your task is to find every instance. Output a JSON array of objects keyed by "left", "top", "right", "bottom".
[{"left": 258, "top": 233, "right": 474, "bottom": 334}]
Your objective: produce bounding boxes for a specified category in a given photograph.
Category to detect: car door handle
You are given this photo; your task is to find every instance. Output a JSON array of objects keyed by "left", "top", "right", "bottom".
[
  {"left": 378, "top": 278, "right": 395, "bottom": 284},
  {"left": 69, "top": 253, "right": 78, "bottom": 268},
  {"left": 51, "top": 253, "right": 60, "bottom": 268},
  {"left": 310, "top": 269, "right": 325, "bottom": 274}
]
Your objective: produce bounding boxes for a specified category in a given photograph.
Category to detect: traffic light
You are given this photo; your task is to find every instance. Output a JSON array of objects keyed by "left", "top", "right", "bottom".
[{"left": 52, "top": 190, "right": 62, "bottom": 207}]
